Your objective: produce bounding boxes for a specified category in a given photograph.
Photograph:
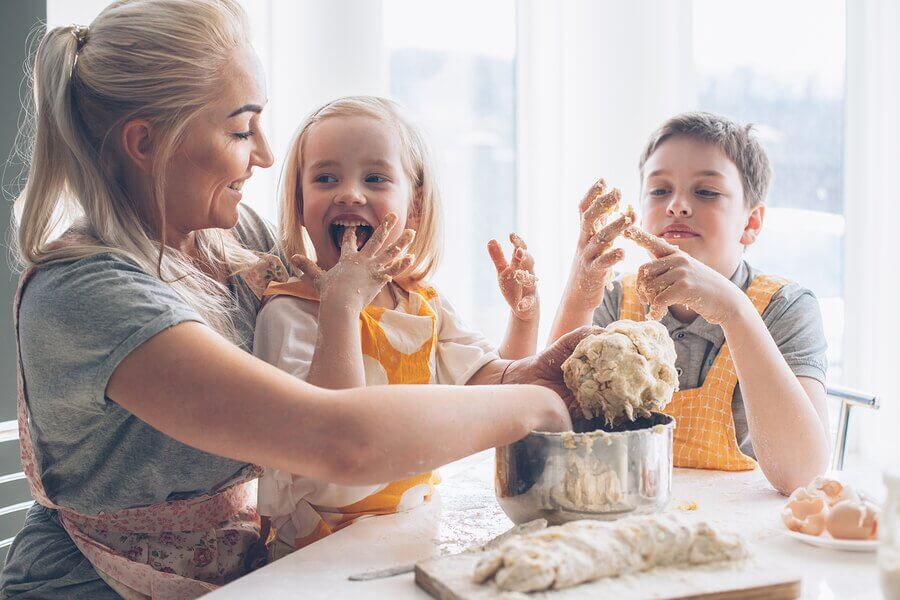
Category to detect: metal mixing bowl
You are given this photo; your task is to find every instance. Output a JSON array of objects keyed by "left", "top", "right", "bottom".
[{"left": 495, "top": 412, "right": 675, "bottom": 525}]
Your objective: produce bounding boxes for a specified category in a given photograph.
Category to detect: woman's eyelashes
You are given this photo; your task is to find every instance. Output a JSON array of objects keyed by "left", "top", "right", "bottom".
[{"left": 230, "top": 130, "right": 255, "bottom": 140}]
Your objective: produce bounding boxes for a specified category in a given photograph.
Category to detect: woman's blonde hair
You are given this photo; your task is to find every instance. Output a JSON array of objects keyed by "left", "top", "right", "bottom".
[
  {"left": 279, "top": 96, "right": 444, "bottom": 283},
  {"left": 14, "top": 0, "right": 260, "bottom": 341}
]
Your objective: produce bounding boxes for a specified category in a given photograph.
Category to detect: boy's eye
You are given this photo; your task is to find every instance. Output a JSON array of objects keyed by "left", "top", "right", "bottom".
[
  {"left": 365, "top": 174, "right": 387, "bottom": 184},
  {"left": 315, "top": 174, "right": 338, "bottom": 184},
  {"left": 231, "top": 130, "right": 254, "bottom": 140},
  {"left": 696, "top": 189, "right": 721, "bottom": 198},
  {"left": 648, "top": 188, "right": 669, "bottom": 197}
]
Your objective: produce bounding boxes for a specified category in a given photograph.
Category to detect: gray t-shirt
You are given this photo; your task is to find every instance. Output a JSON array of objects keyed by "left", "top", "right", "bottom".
[
  {"left": 1, "top": 205, "right": 279, "bottom": 599},
  {"left": 593, "top": 261, "right": 827, "bottom": 459}
]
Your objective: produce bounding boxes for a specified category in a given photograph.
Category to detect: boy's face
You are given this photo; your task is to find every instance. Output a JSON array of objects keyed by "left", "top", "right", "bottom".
[
  {"left": 640, "top": 135, "right": 764, "bottom": 278},
  {"left": 300, "top": 115, "right": 415, "bottom": 270}
]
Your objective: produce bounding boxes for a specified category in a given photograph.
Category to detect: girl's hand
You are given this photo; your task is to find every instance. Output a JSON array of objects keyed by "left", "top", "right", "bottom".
[
  {"left": 291, "top": 212, "right": 416, "bottom": 312},
  {"left": 570, "top": 179, "right": 634, "bottom": 302},
  {"left": 487, "top": 233, "right": 539, "bottom": 322},
  {"left": 624, "top": 226, "right": 746, "bottom": 325}
]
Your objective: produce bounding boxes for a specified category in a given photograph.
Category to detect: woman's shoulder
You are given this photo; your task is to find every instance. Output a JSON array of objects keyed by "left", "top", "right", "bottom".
[{"left": 233, "top": 204, "right": 279, "bottom": 255}]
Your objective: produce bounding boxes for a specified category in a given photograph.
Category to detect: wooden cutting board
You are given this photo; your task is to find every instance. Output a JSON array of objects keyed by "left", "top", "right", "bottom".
[{"left": 415, "top": 551, "right": 801, "bottom": 599}]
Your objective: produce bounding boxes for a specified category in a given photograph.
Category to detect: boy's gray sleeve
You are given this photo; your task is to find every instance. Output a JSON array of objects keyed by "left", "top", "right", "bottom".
[
  {"left": 760, "top": 283, "right": 828, "bottom": 384},
  {"left": 591, "top": 277, "right": 623, "bottom": 327}
]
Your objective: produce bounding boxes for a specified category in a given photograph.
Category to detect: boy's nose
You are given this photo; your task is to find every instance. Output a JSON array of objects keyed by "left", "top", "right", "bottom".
[{"left": 666, "top": 195, "right": 692, "bottom": 217}]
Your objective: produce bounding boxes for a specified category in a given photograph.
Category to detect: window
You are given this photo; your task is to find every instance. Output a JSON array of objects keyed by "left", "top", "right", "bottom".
[
  {"left": 383, "top": 0, "right": 517, "bottom": 345},
  {"left": 693, "top": 0, "right": 846, "bottom": 382}
]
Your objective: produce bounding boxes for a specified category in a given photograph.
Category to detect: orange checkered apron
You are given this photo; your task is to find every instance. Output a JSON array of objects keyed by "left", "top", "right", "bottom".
[
  {"left": 619, "top": 273, "right": 787, "bottom": 471},
  {"left": 261, "top": 280, "right": 441, "bottom": 549}
]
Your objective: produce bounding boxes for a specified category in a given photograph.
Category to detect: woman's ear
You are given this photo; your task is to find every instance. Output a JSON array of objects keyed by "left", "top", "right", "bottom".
[
  {"left": 741, "top": 203, "right": 765, "bottom": 246},
  {"left": 120, "top": 119, "right": 155, "bottom": 173}
]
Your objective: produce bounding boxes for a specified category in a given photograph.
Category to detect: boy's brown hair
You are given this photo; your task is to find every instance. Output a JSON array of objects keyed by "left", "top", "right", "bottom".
[{"left": 639, "top": 112, "right": 772, "bottom": 207}]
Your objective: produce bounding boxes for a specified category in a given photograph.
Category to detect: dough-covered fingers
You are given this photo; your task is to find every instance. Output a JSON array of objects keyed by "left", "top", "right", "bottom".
[
  {"left": 583, "top": 212, "right": 632, "bottom": 260},
  {"left": 590, "top": 247, "right": 625, "bottom": 272},
  {"left": 509, "top": 232, "right": 528, "bottom": 251},
  {"left": 624, "top": 225, "right": 678, "bottom": 258},
  {"left": 380, "top": 254, "right": 415, "bottom": 279},
  {"left": 578, "top": 178, "right": 607, "bottom": 214},
  {"left": 582, "top": 188, "right": 622, "bottom": 235},
  {"left": 290, "top": 254, "right": 326, "bottom": 287},
  {"left": 361, "top": 212, "right": 399, "bottom": 257},
  {"left": 379, "top": 228, "right": 415, "bottom": 263},
  {"left": 487, "top": 239, "right": 508, "bottom": 276}
]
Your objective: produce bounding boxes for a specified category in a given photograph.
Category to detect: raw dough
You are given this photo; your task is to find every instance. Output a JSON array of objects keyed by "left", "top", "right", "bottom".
[
  {"left": 473, "top": 514, "right": 748, "bottom": 593},
  {"left": 562, "top": 320, "right": 678, "bottom": 425}
]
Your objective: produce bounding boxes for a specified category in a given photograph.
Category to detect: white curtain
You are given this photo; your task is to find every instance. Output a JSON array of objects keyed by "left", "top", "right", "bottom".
[
  {"left": 843, "top": 0, "right": 900, "bottom": 470},
  {"left": 515, "top": 0, "right": 696, "bottom": 344}
]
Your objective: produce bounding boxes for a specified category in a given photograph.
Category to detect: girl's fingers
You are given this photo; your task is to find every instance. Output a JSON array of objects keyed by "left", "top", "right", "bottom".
[
  {"left": 379, "top": 228, "right": 416, "bottom": 263},
  {"left": 509, "top": 232, "right": 528, "bottom": 251},
  {"left": 487, "top": 239, "right": 508, "bottom": 275},
  {"left": 362, "top": 212, "right": 399, "bottom": 257},
  {"left": 578, "top": 178, "right": 607, "bottom": 213},
  {"left": 513, "top": 269, "right": 538, "bottom": 290},
  {"left": 381, "top": 254, "right": 415, "bottom": 279},
  {"left": 510, "top": 247, "right": 526, "bottom": 271},
  {"left": 624, "top": 225, "right": 678, "bottom": 258},
  {"left": 290, "top": 254, "right": 325, "bottom": 283},
  {"left": 516, "top": 294, "right": 537, "bottom": 315},
  {"left": 647, "top": 303, "right": 668, "bottom": 321},
  {"left": 341, "top": 226, "right": 359, "bottom": 255}
]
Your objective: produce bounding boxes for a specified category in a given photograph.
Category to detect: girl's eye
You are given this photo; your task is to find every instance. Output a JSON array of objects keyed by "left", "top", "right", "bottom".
[
  {"left": 315, "top": 175, "right": 338, "bottom": 184},
  {"left": 231, "top": 130, "right": 254, "bottom": 140},
  {"left": 365, "top": 174, "right": 387, "bottom": 184}
]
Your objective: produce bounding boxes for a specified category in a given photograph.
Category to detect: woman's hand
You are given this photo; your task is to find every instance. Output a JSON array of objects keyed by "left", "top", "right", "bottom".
[
  {"left": 291, "top": 212, "right": 415, "bottom": 312},
  {"left": 487, "top": 233, "right": 539, "bottom": 322}
]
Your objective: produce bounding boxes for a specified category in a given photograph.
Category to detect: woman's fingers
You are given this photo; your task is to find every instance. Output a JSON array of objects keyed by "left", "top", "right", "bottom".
[
  {"left": 624, "top": 225, "right": 678, "bottom": 258},
  {"left": 361, "top": 212, "right": 399, "bottom": 257}
]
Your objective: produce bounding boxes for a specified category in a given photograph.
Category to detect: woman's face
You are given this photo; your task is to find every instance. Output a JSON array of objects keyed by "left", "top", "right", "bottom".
[{"left": 163, "top": 46, "right": 274, "bottom": 237}]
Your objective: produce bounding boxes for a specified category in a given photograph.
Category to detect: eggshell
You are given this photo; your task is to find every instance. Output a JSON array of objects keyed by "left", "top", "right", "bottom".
[
  {"left": 782, "top": 487, "right": 829, "bottom": 536},
  {"left": 808, "top": 477, "right": 860, "bottom": 506},
  {"left": 825, "top": 499, "right": 879, "bottom": 540}
]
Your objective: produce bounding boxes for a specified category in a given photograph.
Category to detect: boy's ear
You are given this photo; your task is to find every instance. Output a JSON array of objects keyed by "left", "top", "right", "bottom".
[
  {"left": 120, "top": 119, "right": 154, "bottom": 173},
  {"left": 741, "top": 203, "right": 765, "bottom": 246}
]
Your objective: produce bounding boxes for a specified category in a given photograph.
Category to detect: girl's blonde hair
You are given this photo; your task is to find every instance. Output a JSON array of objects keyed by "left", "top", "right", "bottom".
[
  {"left": 14, "top": 0, "right": 259, "bottom": 341},
  {"left": 279, "top": 96, "right": 444, "bottom": 283}
]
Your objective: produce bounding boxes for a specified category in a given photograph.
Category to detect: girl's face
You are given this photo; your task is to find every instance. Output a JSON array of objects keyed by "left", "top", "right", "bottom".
[{"left": 300, "top": 116, "right": 416, "bottom": 269}]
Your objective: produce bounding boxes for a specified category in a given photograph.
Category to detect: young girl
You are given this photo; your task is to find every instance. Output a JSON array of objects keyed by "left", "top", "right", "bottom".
[{"left": 251, "top": 96, "right": 540, "bottom": 554}]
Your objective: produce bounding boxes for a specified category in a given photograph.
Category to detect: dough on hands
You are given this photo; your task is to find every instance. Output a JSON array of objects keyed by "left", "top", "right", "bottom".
[
  {"left": 473, "top": 515, "right": 748, "bottom": 593},
  {"left": 561, "top": 320, "right": 678, "bottom": 425}
]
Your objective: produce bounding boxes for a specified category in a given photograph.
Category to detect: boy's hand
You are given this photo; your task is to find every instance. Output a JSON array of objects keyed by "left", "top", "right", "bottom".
[
  {"left": 570, "top": 179, "right": 634, "bottom": 303},
  {"left": 625, "top": 226, "right": 745, "bottom": 325},
  {"left": 291, "top": 212, "right": 415, "bottom": 312},
  {"left": 487, "top": 233, "right": 539, "bottom": 322}
]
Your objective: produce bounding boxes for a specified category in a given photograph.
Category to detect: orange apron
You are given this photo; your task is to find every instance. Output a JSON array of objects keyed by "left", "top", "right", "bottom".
[
  {"left": 260, "top": 279, "right": 440, "bottom": 549},
  {"left": 619, "top": 273, "right": 787, "bottom": 471},
  {"left": 13, "top": 268, "right": 266, "bottom": 599}
]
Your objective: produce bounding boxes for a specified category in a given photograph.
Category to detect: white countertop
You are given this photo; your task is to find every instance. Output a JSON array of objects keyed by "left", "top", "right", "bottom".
[{"left": 209, "top": 451, "right": 885, "bottom": 599}]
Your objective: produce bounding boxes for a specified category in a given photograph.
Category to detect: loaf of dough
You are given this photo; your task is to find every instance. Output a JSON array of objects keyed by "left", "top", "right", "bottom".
[
  {"left": 473, "top": 514, "right": 747, "bottom": 593},
  {"left": 562, "top": 320, "right": 678, "bottom": 425}
]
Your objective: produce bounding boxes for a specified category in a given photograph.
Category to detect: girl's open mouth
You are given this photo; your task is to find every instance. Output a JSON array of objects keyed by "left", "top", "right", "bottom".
[{"left": 329, "top": 220, "right": 374, "bottom": 251}]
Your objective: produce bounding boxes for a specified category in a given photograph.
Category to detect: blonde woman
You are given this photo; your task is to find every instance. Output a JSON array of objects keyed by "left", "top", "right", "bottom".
[
  {"left": 253, "top": 96, "right": 541, "bottom": 556},
  {"left": 1, "top": 1, "right": 580, "bottom": 598}
]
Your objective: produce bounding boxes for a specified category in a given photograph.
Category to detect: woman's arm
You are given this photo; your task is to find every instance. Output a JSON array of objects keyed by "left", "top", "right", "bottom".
[{"left": 107, "top": 322, "right": 571, "bottom": 486}]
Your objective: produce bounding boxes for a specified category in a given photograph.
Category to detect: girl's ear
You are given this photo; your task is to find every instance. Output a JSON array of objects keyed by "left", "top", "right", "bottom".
[
  {"left": 741, "top": 203, "right": 765, "bottom": 246},
  {"left": 406, "top": 186, "right": 424, "bottom": 229}
]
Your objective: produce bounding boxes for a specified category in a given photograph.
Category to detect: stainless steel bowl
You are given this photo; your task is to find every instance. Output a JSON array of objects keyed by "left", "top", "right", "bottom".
[{"left": 495, "top": 413, "right": 674, "bottom": 525}]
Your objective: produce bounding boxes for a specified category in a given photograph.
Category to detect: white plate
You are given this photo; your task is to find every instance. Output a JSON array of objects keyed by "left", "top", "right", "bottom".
[{"left": 782, "top": 529, "right": 877, "bottom": 552}]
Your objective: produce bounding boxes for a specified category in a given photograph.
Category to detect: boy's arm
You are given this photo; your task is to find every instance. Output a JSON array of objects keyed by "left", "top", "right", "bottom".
[
  {"left": 628, "top": 227, "right": 830, "bottom": 495},
  {"left": 723, "top": 300, "right": 830, "bottom": 495}
]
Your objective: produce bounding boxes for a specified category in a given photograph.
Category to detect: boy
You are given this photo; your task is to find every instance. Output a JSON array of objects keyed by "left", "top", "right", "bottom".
[{"left": 550, "top": 112, "right": 830, "bottom": 495}]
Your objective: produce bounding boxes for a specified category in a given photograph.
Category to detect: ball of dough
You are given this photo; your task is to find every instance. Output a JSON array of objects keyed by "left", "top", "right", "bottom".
[{"left": 562, "top": 320, "right": 678, "bottom": 425}]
